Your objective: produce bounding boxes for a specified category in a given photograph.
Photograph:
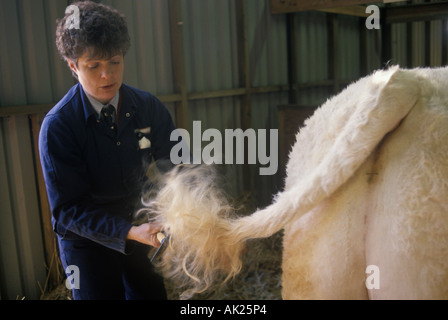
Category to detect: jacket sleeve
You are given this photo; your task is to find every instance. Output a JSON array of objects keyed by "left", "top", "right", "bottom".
[{"left": 39, "top": 113, "right": 133, "bottom": 254}]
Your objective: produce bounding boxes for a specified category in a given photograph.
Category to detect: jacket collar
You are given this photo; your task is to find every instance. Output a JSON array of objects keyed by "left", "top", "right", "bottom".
[
  {"left": 79, "top": 83, "right": 137, "bottom": 125},
  {"left": 79, "top": 84, "right": 98, "bottom": 124},
  {"left": 85, "top": 90, "right": 120, "bottom": 117}
]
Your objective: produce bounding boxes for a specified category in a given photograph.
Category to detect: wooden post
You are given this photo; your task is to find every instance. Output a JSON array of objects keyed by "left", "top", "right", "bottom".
[
  {"left": 424, "top": 20, "right": 431, "bottom": 67},
  {"left": 443, "top": 20, "right": 448, "bottom": 66},
  {"left": 286, "top": 13, "right": 298, "bottom": 104},
  {"left": 30, "top": 114, "right": 62, "bottom": 290},
  {"left": 327, "top": 13, "right": 340, "bottom": 94},
  {"left": 169, "top": 0, "right": 189, "bottom": 130},
  {"left": 235, "top": 0, "right": 252, "bottom": 194},
  {"left": 359, "top": 16, "right": 368, "bottom": 76},
  {"left": 406, "top": 22, "right": 413, "bottom": 68},
  {"left": 381, "top": 6, "right": 392, "bottom": 67}
]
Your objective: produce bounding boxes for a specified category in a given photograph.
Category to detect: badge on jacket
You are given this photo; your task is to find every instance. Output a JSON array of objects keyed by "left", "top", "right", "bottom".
[{"left": 135, "top": 127, "right": 151, "bottom": 149}]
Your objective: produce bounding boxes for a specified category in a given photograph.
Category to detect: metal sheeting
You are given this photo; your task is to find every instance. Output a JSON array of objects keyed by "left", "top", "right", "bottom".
[
  {"left": 295, "top": 11, "right": 333, "bottom": 106},
  {"left": 247, "top": 0, "right": 288, "bottom": 87},
  {"left": 246, "top": 1, "right": 289, "bottom": 200},
  {"left": 106, "top": 0, "right": 175, "bottom": 94},
  {"left": 182, "top": 0, "right": 239, "bottom": 92},
  {"left": 338, "top": 15, "right": 362, "bottom": 80},
  {"left": 249, "top": 92, "right": 288, "bottom": 205},
  {"left": 390, "top": 20, "right": 447, "bottom": 68},
  {"left": 180, "top": 0, "right": 242, "bottom": 197},
  {"left": 0, "top": 0, "right": 61, "bottom": 300},
  {"left": 391, "top": 0, "right": 448, "bottom": 67},
  {"left": 0, "top": 115, "right": 47, "bottom": 300},
  {"left": 0, "top": 0, "right": 75, "bottom": 106},
  {"left": 0, "top": 0, "right": 177, "bottom": 299},
  {"left": 296, "top": 11, "right": 329, "bottom": 84},
  {"left": 180, "top": 0, "right": 289, "bottom": 200}
]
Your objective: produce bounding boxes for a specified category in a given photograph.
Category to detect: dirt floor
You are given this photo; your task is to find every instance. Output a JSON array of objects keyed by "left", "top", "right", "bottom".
[{"left": 168, "top": 231, "right": 283, "bottom": 300}]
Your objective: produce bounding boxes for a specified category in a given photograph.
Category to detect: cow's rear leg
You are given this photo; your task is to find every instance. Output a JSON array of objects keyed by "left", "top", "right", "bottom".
[{"left": 281, "top": 163, "right": 372, "bottom": 300}]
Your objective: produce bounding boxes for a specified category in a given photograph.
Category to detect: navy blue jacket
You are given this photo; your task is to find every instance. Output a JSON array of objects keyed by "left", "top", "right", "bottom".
[{"left": 39, "top": 83, "right": 178, "bottom": 254}]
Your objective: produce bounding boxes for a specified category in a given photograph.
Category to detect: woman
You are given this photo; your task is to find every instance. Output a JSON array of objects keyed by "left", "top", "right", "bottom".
[{"left": 39, "top": 1, "right": 179, "bottom": 299}]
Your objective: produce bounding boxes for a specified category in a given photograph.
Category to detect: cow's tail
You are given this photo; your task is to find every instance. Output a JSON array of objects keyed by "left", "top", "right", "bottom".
[
  {"left": 231, "top": 68, "right": 420, "bottom": 242},
  {"left": 138, "top": 67, "right": 420, "bottom": 299}
]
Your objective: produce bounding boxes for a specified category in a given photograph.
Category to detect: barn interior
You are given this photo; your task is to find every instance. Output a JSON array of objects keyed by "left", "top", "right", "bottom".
[{"left": 0, "top": 0, "right": 447, "bottom": 300}]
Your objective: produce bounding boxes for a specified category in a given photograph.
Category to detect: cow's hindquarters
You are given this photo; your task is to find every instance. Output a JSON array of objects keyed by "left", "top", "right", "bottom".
[
  {"left": 365, "top": 97, "right": 448, "bottom": 299},
  {"left": 282, "top": 98, "right": 448, "bottom": 300},
  {"left": 281, "top": 155, "right": 375, "bottom": 299}
]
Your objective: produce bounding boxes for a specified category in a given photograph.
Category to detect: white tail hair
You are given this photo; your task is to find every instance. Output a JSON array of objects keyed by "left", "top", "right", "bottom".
[
  {"left": 137, "top": 164, "right": 246, "bottom": 299},
  {"left": 137, "top": 67, "right": 420, "bottom": 299}
]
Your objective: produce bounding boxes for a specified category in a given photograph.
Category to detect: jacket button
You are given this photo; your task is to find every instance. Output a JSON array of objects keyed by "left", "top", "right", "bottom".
[
  {"left": 116, "top": 141, "right": 121, "bottom": 146},
  {"left": 125, "top": 113, "right": 131, "bottom": 117}
]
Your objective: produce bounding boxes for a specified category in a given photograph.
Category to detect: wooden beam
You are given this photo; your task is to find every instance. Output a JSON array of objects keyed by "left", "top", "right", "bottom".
[
  {"left": 0, "top": 82, "right": 356, "bottom": 118},
  {"left": 188, "top": 88, "right": 246, "bottom": 101},
  {"left": 250, "top": 85, "right": 290, "bottom": 94},
  {"left": 157, "top": 93, "right": 183, "bottom": 103},
  {"left": 384, "top": 2, "right": 448, "bottom": 24},
  {"left": 0, "top": 104, "right": 53, "bottom": 117},
  {"left": 270, "top": 0, "right": 376, "bottom": 14},
  {"left": 318, "top": 5, "right": 370, "bottom": 17}
]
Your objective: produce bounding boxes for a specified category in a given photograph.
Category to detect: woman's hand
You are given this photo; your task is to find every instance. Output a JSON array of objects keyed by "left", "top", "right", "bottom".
[{"left": 126, "top": 223, "right": 162, "bottom": 248}]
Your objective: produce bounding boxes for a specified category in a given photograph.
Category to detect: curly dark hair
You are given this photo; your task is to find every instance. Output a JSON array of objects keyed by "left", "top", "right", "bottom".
[{"left": 56, "top": 1, "right": 130, "bottom": 73}]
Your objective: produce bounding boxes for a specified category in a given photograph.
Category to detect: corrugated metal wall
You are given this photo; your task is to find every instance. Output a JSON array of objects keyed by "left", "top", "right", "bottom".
[
  {"left": 181, "top": 0, "right": 243, "bottom": 197},
  {"left": 0, "top": 0, "right": 70, "bottom": 300},
  {"left": 0, "top": 0, "right": 447, "bottom": 299}
]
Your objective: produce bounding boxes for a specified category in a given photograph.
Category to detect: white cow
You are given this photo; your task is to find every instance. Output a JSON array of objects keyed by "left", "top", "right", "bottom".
[{"left": 141, "top": 66, "right": 448, "bottom": 299}]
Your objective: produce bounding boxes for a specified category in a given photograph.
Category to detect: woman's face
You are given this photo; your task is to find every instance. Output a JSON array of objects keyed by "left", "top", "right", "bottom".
[{"left": 68, "top": 51, "right": 124, "bottom": 104}]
